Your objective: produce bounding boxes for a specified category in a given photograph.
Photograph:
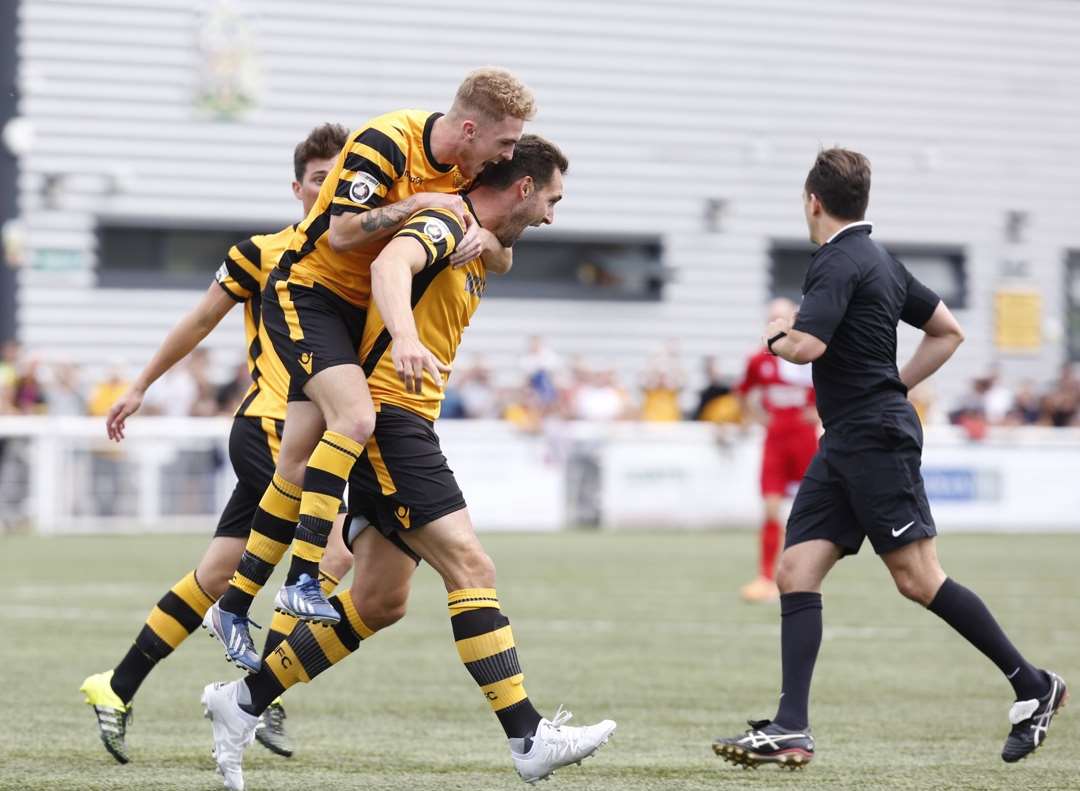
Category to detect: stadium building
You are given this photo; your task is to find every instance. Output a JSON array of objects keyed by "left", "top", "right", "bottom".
[{"left": 7, "top": 0, "right": 1080, "bottom": 406}]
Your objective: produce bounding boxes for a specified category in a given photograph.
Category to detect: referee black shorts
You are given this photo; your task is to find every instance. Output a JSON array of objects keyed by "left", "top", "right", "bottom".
[
  {"left": 261, "top": 269, "right": 367, "bottom": 402},
  {"left": 785, "top": 403, "right": 937, "bottom": 557},
  {"left": 214, "top": 416, "right": 282, "bottom": 538},
  {"left": 346, "top": 404, "right": 466, "bottom": 562}
]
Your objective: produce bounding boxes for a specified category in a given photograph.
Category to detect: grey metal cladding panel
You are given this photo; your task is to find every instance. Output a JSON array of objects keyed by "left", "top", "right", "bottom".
[{"left": 16, "top": 0, "right": 1080, "bottom": 396}]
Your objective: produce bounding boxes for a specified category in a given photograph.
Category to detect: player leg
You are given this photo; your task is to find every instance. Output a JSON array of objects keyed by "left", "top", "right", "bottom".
[
  {"left": 862, "top": 405, "right": 1063, "bottom": 762},
  {"left": 400, "top": 508, "right": 617, "bottom": 783},
  {"left": 251, "top": 510, "right": 353, "bottom": 758},
  {"left": 272, "top": 363, "right": 375, "bottom": 623},
  {"left": 714, "top": 449, "right": 859, "bottom": 769},
  {"left": 881, "top": 534, "right": 1065, "bottom": 762},
  {"left": 80, "top": 415, "right": 272, "bottom": 763},
  {"left": 214, "top": 277, "right": 369, "bottom": 635},
  {"left": 202, "top": 523, "right": 417, "bottom": 790},
  {"left": 208, "top": 402, "right": 325, "bottom": 671},
  {"left": 81, "top": 537, "right": 230, "bottom": 764},
  {"left": 741, "top": 436, "right": 784, "bottom": 602}
]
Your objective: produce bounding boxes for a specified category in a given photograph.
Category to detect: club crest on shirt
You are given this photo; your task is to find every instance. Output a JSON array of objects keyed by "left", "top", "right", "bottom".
[
  {"left": 348, "top": 172, "right": 381, "bottom": 204},
  {"left": 422, "top": 218, "right": 451, "bottom": 244}
]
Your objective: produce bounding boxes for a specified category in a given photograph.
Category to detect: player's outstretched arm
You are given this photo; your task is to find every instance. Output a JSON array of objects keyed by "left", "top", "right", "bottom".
[
  {"left": 370, "top": 237, "right": 452, "bottom": 395},
  {"left": 105, "top": 284, "right": 235, "bottom": 441},
  {"left": 899, "top": 300, "right": 964, "bottom": 391}
]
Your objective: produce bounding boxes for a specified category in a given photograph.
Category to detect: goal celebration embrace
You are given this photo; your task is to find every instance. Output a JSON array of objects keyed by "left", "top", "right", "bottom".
[{"left": 3, "top": 7, "right": 1075, "bottom": 790}]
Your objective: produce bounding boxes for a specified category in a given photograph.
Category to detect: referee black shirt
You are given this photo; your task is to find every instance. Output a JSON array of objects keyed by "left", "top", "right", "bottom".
[{"left": 792, "top": 223, "right": 940, "bottom": 429}]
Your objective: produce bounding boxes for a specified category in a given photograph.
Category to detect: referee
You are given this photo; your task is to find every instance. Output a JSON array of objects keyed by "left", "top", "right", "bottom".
[{"left": 712, "top": 148, "right": 1066, "bottom": 769}]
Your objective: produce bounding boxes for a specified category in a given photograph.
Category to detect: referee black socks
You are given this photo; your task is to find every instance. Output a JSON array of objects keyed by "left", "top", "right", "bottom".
[
  {"left": 772, "top": 591, "right": 823, "bottom": 732},
  {"left": 927, "top": 577, "right": 1048, "bottom": 701}
]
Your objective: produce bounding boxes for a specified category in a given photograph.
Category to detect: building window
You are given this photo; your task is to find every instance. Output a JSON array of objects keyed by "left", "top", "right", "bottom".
[
  {"left": 484, "top": 234, "right": 666, "bottom": 301},
  {"left": 98, "top": 224, "right": 265, "bottom": 289},
  {"left": 770, "top": 241, "right": 967, "bottom": 308},
  {"left": 1066, "top": 252, "right": 1080, "bottom": 362},
  {"left": 98, "top": 224, "right": 667, "bottom": 301}
]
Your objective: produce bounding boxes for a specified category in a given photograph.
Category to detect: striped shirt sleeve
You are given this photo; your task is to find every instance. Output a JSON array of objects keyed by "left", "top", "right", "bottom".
[
  {"left": 331, "top": 121, "right": 408, "bottom": 215},
  {"left": 214, "top": 237, "right": 262, "bottom": 301},
  {"left": 392, "top": 208, "right": 467, "bottom": 268}
]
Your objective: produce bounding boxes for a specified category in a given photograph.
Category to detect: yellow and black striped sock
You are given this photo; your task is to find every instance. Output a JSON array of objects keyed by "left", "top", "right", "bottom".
[
  {"left": 261, "top": 570, "right": 340, "bottom": 659},
  {"left": 285, "top": 431, "right": 362, "bottom": 586},
  {"left": 110, "top": 570, "right": 214, "bottom": 703},
  {"left": 448, "top": 588, "right": 543, "bottom": 739},
  {"left": 218, "top": 473, "right": 301, "bottom": 616},
  {"left": 242, "top": 590, "right": 374, "bottom": 715}
]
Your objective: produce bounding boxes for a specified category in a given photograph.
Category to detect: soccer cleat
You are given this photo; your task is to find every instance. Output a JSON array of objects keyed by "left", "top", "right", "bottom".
[
  {"left": 273, "top": 573, "right": 340, "bottom": 625},
  {"left": 80, "top": 670, "right": 132, "bottom": 764},
  {"left": 202, "top": 681, "right": 258, "bottom": 791},
  {"left": 510, "top": 706, "right": 616, "bottom": 784},
  {"left": 254, "top": 698, "right": 293, "bottom": 758},
  {"left": 1002, "top": 670, "right": 1068, "bottom": 763},
  {"left": 202, "top": 602, "right": 262, "bottom": 673},
  {"left": 739, "top": 576, "right": 780, "bottom": 603},
  {"left": 713, "top": 719, "right": 814, "bottom": 770}
]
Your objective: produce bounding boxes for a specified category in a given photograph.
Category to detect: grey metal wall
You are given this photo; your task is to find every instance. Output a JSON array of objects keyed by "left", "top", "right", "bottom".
[{"left": 14, "top": 0, "right": 1080, "bottom": 403}]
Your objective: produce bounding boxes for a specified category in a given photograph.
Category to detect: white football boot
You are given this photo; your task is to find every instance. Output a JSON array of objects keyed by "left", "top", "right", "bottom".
[
  {"left": 510, "top": 706, "right": 616, "bottom": 783},
  {"left": 201, "top": 681, "right": 258, "bottom": 791}
]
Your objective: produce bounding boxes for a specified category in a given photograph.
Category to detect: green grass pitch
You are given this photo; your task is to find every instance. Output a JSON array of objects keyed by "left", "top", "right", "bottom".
[{"left": 2, "top": 530, "right": 1077, "bottom": 790}]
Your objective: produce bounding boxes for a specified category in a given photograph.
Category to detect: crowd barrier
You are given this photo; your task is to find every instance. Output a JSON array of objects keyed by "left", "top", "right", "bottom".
[{"left": 0, "top": 417, "right": 1077, "bottom": 534}]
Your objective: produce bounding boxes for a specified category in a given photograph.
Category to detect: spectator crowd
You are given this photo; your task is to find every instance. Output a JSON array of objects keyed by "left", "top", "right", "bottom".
[{"left": 1, "top": 336, "right": 1078, "bottom": 429}]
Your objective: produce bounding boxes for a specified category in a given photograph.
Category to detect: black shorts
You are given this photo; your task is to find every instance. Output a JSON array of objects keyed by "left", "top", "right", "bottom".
[
  {"left": 214, "top": 416, "right": 281, "bottom": 538},
  {"left": 347, "top": 404, "right": 466, "bottom": 549},
  {"left": 785, "top": 403, "right": 936, "bottom": 556},
  {"left": 261, "top": 270, "right": 367, "bottom": 402}
]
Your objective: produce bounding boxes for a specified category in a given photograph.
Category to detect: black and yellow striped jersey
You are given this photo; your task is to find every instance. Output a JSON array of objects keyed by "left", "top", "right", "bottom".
[
  {"left": 214, "top": 225, "right": 294, "bottom": 421},
  {"left": 360, "top": 205, "right": 484, "bottom": 422},
  {"left": 278, "top": 109, "right": 471, "bottom": 308}
]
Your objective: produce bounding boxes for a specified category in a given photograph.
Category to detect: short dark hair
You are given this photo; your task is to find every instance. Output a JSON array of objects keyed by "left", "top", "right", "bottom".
[
  {"left": 804, "top": 148, "right": 871, "bottom": 221},
  {"left": 293, "top": 123, "right": 349, "bottom": 181},
  {"left": 473, "top": 134, "right": 568, "bottom": 191}
]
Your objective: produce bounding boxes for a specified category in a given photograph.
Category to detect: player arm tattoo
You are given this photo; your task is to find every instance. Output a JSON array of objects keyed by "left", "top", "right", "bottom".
[{"left": 358, "top": 197, "right": 422, "bottom": 234}]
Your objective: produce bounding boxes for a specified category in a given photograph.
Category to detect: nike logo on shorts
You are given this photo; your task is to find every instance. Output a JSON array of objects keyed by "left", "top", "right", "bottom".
[{"left": 891, "top": 521, "right": 915, "bottom": 537}]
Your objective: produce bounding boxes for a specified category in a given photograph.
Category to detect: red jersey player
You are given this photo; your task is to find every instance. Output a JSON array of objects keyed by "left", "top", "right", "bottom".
[{"left": 737, "top": 298, "right": 819, "bottom": 602}]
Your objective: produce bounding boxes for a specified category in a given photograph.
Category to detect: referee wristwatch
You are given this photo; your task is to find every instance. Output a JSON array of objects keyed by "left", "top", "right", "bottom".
[{"left": 767, "top": 330, "right": 787, "bottom": 356}]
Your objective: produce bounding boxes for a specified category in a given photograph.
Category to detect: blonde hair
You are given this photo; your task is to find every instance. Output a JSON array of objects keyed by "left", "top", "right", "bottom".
[{"left": 452, "top": 67, "right": 536, "bottom": 121}]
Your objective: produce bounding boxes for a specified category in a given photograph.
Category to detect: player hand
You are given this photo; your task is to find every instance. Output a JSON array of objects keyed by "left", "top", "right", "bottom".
[
  {"left": 105, "top": 387, "right": 145, "bottom": 442},
  {"left": 450, "top": 218, "right": 488, "bottom": 267},
  {"left": 391, "top": 336, "right": 452, "bottom": 394},
  {"left": 762, "top": 317, "right": 792, "bottom": 347},
  {"left": 416, "top": 192, "right": 469, "bottom": 226}
]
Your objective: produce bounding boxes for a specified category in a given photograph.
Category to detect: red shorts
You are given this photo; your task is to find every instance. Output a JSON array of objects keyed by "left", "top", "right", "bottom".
[{"left": 761, "top": 422, "right": 818, "bottom": 496}]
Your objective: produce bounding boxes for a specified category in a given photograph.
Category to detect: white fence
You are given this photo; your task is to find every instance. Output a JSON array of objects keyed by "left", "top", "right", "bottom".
[{"left": 1, "top": 417, "right": 1078, "bottom": 534}]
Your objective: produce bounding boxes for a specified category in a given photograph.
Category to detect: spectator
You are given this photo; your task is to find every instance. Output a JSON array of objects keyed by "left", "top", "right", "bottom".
[
  {"left": 142, "top": 348, "right": 218, "bottom": 417},
  {"left": 88, "top": 362, "right": 131, "bottom": 417},
  {"left": 13, "top": 354, "right": 47, "bottom": 414},
  {"left": 457, "top": 357, "right": 501, "bottom": 419},
  {"left": 982, "top": 366, "right": 1014, "bottom": 424},
  {"left": 640, "top": 340, "right": 685, "bottom": 422},
  {"left": 640, "top": 369, "right": 682, "bottom": 422},
  {"left": 47, "top": 361, "right": 87, "bottom": 416},
  {"left": 216, "top": 360, "right": 252, "bottom": 415},
  {"left": 521, "top": 335, "right": 561, "bottom": 408},
  {"left": 0, "top": 340, "right": 18, "bottom": 409},
  {"left": 1005, "top": 380, "right": 1041, "bottom": 425},
  {"left": 694, "top": 356, "right": 741, "bottom": 424},
  {"left": 571, "top": 364, "right": 632, "bottom": 421},
  {"left": 502, "top": 386, "right": 544, "bottom": 432}
]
